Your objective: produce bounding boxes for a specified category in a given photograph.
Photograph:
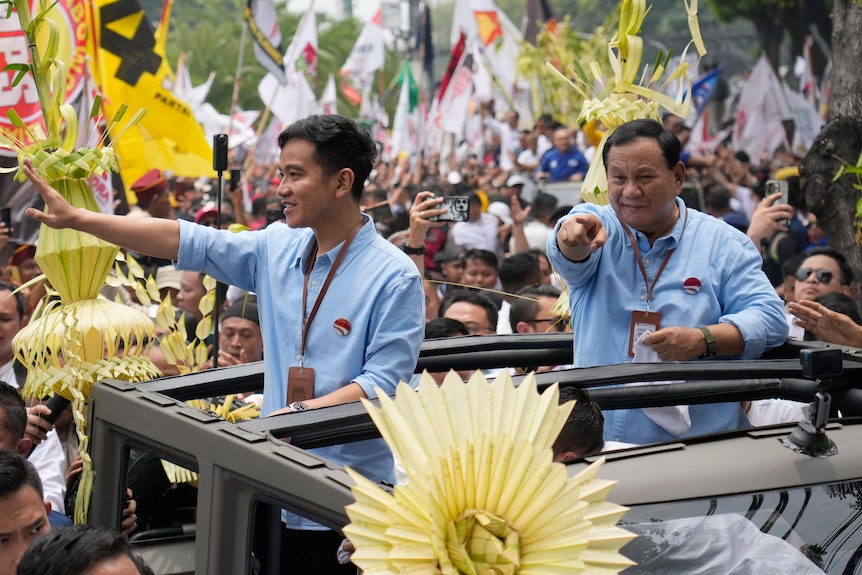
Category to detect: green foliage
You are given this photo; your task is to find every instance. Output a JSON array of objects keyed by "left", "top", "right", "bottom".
[
  {"left": 831, "top": 149, "right": 862, "bottom": 243},
  {"left": 516, "top": 14, "right": 611, "bottom": 126}
]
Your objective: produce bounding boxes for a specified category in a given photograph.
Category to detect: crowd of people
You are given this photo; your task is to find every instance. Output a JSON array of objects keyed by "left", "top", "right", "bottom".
[{"left": 0, "top": 101, "right": 857, "bottom": 572}]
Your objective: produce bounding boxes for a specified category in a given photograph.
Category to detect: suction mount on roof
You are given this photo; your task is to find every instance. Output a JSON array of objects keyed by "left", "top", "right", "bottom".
[{"left": 781, "top": 348, "right": 844, "bottom": 458}]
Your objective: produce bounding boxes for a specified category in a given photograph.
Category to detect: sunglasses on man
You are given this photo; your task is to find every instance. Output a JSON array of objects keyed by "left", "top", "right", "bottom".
[
  {"left": 795, "top": 268, "right": 835, "bottom": 284},
  {"left": 527, "top": 316, "right": 569, "bottom": 333}
]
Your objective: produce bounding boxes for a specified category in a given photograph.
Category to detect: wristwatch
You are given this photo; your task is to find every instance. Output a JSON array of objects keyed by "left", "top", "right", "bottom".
[
  {"left": 699, "top": 327, "right": 717, "bottom": 357},
  {"left": 402, "top": 241, "right": 426, "bottom": 255},
  {"left": 288, "top": 401, "right": 309, "bottom": 412}
]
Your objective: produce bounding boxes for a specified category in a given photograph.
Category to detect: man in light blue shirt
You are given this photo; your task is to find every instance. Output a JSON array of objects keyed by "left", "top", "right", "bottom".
[
  {"left": 547, "top": 119, "right": 787, "bottom": 445},
  {"left": 23, "top": 115, "right": 425, "bottom": 574}
]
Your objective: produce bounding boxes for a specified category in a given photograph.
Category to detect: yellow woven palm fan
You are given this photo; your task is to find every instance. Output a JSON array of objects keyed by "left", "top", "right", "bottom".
[{"left": 344, "top": 371, "right": 636, "bottom": 574}]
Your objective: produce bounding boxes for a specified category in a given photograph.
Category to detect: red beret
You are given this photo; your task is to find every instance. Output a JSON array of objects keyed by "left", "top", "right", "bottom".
[
  {"left": 11, "top": 244, "right": 36, "bottom": 266},
  {"left": 195, "top": 203, "right": 219, "bottom": 224},
  {"left": 131, "top": 169, "right": 167, "bottom": 201}
]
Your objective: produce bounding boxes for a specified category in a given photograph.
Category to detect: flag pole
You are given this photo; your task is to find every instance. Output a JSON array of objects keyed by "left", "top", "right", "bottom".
[
  {"left": 242, "top": 90, "right": 279, "bottom": 172},
  {"left": 228, "top": 22, "right": 250, "bottom": 140}
]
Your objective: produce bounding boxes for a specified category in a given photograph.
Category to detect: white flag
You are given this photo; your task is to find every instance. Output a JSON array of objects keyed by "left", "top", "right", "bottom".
[
  {"left": 259, "top": 71, "right": 317, "bottom": 127},
  {"left": 283, "top": 8, "right": 318, "bottom": 88},
  {"left": 340, "top": 6, "right": 384, "bottom": 88},
  {"left": 185, "top": 72, "right": 215, "bottom": 114},
  {"left": 173, "top": 54, "right": 215, "bottom": 119},
  {"left": 258, "top": 8, "right": 318, "bottom": 126},
  {"left": 173, "top": 53, "right": 193, "bottom": 100},
  {"left": 440, "top": 45, "right": 475, "bottom": 138},
  {"left": 733, "top": 55, "right": 793, "bottom": 165},
  {"left": 254, "top": 116, "right": 283, "bottom": 166},
  {"left": 786, "top": 88, "right": 824, "bottom": 156},
  {"left": 320, "top": 74, "right": 338, "bottom": 115}
]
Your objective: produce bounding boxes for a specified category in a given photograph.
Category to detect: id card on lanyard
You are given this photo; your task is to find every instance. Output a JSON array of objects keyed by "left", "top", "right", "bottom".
[
  {"left": 286, "top": 220, "right": 363, "bottom": 404},
  {"left": 622, "top": 209, "right": 687, "bottom": 356}
]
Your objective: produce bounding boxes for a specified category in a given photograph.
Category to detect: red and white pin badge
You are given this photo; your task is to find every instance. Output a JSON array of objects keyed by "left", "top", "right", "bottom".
[
  {"left": 683, "top": 277, "right": 702, "bottom": 295},
  {"left": 334, "top": 318, "right": 351, "bottom": 336}
]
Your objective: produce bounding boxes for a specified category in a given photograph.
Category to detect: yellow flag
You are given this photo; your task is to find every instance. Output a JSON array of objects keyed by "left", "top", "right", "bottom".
[{"left": 88, "top": 0, "right": 214, "bottom": 198}]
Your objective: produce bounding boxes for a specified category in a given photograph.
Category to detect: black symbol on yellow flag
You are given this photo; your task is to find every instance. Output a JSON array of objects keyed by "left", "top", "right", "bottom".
[{"left": 100, "top": 0, "right": 161, "bottom": 87}]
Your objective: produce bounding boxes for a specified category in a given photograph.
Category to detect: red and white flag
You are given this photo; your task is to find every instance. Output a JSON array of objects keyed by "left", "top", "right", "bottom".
[
  {"left": 440, "top": 44, "right": 475, "bottom": 138},
  {"left": 450, "top": 0, "right": 522, "bottom": 97}
]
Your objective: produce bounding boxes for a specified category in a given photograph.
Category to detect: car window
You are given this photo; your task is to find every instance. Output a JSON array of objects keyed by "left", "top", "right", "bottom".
[{"left": 620, "top": 479, "right": 862, "bottom": 574}]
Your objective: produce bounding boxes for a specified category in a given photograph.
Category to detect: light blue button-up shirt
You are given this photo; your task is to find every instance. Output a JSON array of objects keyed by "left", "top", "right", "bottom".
[
  {"left": 548, "top": 198, "right": 788, "bottom": 443},
  {"left": 177, "top": 215, "right": 425, "bottom": 525}
]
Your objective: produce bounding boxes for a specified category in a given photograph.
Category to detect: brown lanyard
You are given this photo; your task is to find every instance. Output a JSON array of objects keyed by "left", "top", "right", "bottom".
[
  {"left": 298, "top": 219, "right": 364, "bottom": 366},
  {"left": 621, "top": 208, "right": 688, "bottom": 312}
]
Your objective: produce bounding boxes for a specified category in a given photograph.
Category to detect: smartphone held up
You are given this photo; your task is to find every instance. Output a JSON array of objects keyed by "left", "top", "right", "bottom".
[
  {"left": 766, "top": 179, "right": 790, "bottom": 226},
  {"left": 427, "top": 196, "right": 470, "bottom": 223}
]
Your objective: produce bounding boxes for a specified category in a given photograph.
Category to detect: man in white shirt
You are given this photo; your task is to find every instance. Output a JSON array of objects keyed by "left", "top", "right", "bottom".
[{"left": 451, "top": 192, "right": 503, "bottom": 253}]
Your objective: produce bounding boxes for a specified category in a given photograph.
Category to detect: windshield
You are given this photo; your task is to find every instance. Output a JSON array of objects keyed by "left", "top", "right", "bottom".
[{"left": 620, "top": 479, "right": 862, "bottom": 574}]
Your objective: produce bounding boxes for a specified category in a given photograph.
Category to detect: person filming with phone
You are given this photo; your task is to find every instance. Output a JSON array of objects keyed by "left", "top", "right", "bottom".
[{"left": 547, "top": 118, "right": 788, "bottom": 445}]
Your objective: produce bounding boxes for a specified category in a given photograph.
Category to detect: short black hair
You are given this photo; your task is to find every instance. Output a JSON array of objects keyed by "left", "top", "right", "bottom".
[
  {"left": 530, "top": 193, "right": 558, "bottom": 220},
  {"left": 17, "top": 524, "right": 151, "bottom": 575},
  {"left": 782, "top": 252, "right": 805, "bottom": 282},
  {"left": 0, "top": 381, "right": 26, "bottom": 442},
  {"left": 0, "top": 280, "right": 25, "bottom": 321},
  {"left": 277, "top": 115, "right": 377, "bottom": 202},
  {"left": 438, "top": 289, "right": 499, "bottom": 328},
  {"left": 425, "top": 318, "right": 470, "bottom": 339},
  {"left": 0, "top": 450, "right": 43, "bottom": 500},
  {"left": 802, "top": 247, "right": 855, "bottom": 286},
  {"left": 509, "top": 284, "right": 562, "bottom": 328},
  {"left": 707, "top": 188, "right": 732, "bottom": 212},
  {"left": 602, "top": 118, "right": 681, "bottom": 171},
  {"left": 462, "top": 248, "right": 498, "bottom": 271},
  {"left": 552, "top": 386, "right": 605, "bottom": 460},
  {"left": 499, "top": 252, "right": 540, "bottom": 294}
]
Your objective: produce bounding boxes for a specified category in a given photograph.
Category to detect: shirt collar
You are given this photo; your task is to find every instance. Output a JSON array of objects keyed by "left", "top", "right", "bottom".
[
  {"left": 292, "top": 213, "right": 375, "bottom": 272},
  {"left": 621, "top": 197, "right": 687, "bottom": 250}
]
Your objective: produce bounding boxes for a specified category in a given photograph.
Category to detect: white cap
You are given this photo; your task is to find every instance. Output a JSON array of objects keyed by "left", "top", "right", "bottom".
[
  {"left": 487, "top": 201, "right": 512, "bottom": 225},
  {"left": 506, "top": 174, "right": 529, "bottom": 187}
]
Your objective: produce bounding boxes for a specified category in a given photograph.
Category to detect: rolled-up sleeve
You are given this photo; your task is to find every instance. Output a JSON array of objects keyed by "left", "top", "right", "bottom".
[
  {"left": 717, "top": 237, "right": 789, "bottom": 358},
  {"left": 354, "top": 273, "right": 425, "bottom": 399}
]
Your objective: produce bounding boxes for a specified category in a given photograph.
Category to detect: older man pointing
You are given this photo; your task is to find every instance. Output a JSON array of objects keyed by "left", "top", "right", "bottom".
[{"left": 548, "top": 119, "right": 787, "bottom": 445}]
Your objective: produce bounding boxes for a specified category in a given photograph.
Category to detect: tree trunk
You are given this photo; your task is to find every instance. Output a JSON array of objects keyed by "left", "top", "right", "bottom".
[
  {"left": 800, "top": 0, "right": 862, "bottom": 286},
  {"left": 829, "top": 0, "right": 862, "bottom": 118},
  {"left": 800, "top": 118, "right": 862, "bottom": 279}
]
